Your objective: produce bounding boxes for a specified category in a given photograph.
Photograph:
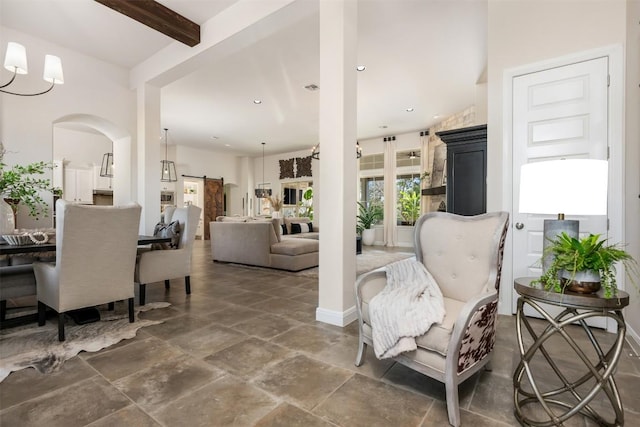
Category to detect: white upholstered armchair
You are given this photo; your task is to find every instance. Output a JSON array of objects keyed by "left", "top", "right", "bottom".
[
  {"left": 135, "top": 205, "right": 201, "bottom": 305},
  {"left": 34, "top": 200, "right": 142, "bottom": 342},
  {"left": 355, "top": 211, "right": 509, "bottom": 427}
]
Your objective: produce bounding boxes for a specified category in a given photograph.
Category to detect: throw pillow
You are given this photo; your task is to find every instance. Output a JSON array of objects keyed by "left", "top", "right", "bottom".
[
  {"left": 290, "top": 223, "right": 302, "bottom": 234},
  {"left": 281, "top": 224, "right": 288, "bottom": 235},
  {"left": 153, "top": 220, "right": 181, "bottom": 249},
  {"left": 307, "top": 222, "right": 313, "bottom": 232}
]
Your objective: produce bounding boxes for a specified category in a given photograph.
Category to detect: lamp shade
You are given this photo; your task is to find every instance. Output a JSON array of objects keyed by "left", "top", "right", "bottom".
[
  {"left": 43, "top": 54, "right": 64, "bottom": 84},
  {"left": 519, "top": 159, "right": 608, "bottom": 216},
  {"left": 4, "top": 42, "right": 28, "bottom": 74}
]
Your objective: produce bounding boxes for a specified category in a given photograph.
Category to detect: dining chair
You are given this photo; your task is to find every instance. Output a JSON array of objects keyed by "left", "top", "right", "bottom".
[
  {"left": 33, "top": 200, "right": 142, "bottom": 341},
  {"left": 135, "top": 205, "right": 201, "bottom": 305},
  {"left": 354, "top": 211, "right": 509, "bottom": 427}
]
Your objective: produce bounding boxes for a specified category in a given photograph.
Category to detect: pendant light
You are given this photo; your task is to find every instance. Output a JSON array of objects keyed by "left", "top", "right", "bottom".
[
  {"left": 160, "top": 128, "right": 177, "bottom": 182},
  {"left": 99, "top": 151, "right": 113, "bottom": 177},
  {"left": 254, "top": 142, "right": 272, "bottom": 198}
]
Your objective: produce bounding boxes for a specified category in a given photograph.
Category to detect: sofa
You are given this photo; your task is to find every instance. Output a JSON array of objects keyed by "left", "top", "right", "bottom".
[{"left": 210, "top": 217, "right": 318, "bottom": 271}]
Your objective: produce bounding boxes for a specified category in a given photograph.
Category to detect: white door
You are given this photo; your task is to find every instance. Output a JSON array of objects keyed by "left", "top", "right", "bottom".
[{"left": 511, "top": 57, "right": 609, "bottom": 326}]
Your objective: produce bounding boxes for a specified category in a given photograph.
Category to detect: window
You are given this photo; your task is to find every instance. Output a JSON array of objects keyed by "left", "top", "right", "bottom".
[
  {"left": 359, "top": 154, "right": 384, "bottom": 221},
  {"left": 396, "top": 150, "right": 421, "bottom": 225}
]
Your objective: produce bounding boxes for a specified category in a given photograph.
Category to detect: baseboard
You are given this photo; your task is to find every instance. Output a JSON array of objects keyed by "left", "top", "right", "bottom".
[
  {"left": 316, "top": 305, "right": 357, "bottom": 327},
  {"left": 627, "top": 322, "right": 640, "bottom": 356}
]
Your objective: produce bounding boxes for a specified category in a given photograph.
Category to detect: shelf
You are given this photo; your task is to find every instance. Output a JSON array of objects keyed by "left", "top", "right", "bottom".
[{"left": 421, "top": 186, "right": 446, "bottom": 196}]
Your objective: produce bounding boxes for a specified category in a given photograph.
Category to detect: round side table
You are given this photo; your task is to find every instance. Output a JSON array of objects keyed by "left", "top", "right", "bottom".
[{"left": 513, "top": 277, "right": 629, "bottom": 427}]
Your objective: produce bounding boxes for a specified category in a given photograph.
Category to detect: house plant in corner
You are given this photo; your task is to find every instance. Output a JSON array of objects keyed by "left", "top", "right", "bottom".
[
  {"left": 536, "top": 232, "right": 638, "bottom": 298},
  {"left": 357, "top": 201, "right": 382, "bottom": 246}
]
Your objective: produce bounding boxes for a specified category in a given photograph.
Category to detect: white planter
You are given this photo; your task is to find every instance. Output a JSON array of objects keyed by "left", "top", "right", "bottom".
[
  {"left": 361, "top": 228, "right": 375, "bottom": 246},
  {"left": 0, "top": 198, "right": 15, "bottom": 235}
]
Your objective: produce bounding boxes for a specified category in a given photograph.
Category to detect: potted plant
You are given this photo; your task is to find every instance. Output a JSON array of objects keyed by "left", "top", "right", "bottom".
[
  {"left": 536, "top": 232, "right": 638, "bottom": 298},
  {"left": 0, "top": 143, "right": 60, "bottom": 226},
  {"left": 267, "top": 195, "right": 283, "bottom": 218},
  {"left": 357, "top": 201, "right": 382, "bottom": 246}
]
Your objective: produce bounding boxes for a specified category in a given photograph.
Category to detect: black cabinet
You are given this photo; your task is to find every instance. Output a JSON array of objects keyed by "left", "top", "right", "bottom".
[{"left": 436, "top": 124, "right": 487, "bottom": 216}]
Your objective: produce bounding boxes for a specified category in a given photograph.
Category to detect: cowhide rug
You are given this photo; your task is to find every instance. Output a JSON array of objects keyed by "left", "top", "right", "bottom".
[{"left": 0, "top": 302, "right": 169, "bottom": 382}]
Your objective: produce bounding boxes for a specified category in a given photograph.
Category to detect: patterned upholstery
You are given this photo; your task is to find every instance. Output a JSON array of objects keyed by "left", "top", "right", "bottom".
[{"left": 355, "top": 211, "right": 509, "bottom": 427}]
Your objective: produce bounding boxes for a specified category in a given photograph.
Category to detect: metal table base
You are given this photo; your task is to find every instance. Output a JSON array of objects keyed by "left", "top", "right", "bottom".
[{"left": 513, "top": 278, "right": 629, "bottom": 427}]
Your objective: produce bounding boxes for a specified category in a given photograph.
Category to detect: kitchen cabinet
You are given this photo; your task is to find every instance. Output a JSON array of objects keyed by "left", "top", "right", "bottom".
[{"left": 64, "top": 167, "right": 93, "bottom": 204}]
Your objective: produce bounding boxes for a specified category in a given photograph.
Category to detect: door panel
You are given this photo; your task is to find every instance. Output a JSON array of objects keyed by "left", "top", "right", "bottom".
[
  {"left": 511, "top": 57, "right": 609, "bottom": 326},
  {"left": 203, "top": 178, "right": 224, "bottom": 240}
]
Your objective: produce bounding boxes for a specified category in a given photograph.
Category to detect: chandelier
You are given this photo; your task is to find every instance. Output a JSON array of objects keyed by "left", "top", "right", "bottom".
[
  {"left": 160, "top": 128, "right": 177, "bottom": 182},
  {"left": 311, "top": 142, "right": 362, "bottom": 160},
  {"left": 1, "top": 42, "right": 64, "bottom": 96},
  {"left": 254, "top": 142, "right": 272, "bottom": 198}
]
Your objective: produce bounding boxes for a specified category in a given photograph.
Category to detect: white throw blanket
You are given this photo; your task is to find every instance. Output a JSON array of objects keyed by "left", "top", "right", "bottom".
[{"left": 369, "top": 258, "right": 445, "bottom": 359}]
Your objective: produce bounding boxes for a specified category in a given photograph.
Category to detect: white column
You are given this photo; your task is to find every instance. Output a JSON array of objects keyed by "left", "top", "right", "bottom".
[
  {"left": 136, "top": 84, "right": 162, "bottom": 234},
  {"left": 316, "top": 0, "right": 358, "bottom": 326}
]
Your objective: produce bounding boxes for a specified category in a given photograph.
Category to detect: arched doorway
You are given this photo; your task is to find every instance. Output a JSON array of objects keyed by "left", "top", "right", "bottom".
[{"left": 52, "top": 114, "right": 133, "bottom": 206}]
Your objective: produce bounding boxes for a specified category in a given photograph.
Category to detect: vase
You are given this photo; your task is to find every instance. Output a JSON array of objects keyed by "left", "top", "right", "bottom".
[
  {"left": 361, "top": 228, "right": 375, "bottom": 246},
  {"left": 0, "top": 197, "right": 16, "bottom": 235},
  {"left": 272, "top": 211, "right": 281, "bottom": 219},
  {"left": 561, "top": 269, "right": 601, "bottom": 294}
]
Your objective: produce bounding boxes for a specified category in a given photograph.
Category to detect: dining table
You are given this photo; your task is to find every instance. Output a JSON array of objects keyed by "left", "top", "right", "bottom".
[
  {"left": 0, "top": 235, "right": 172, "bottom": 327},
  {"left": 0, "top": 235, "right": 171, "bottom": 256}
]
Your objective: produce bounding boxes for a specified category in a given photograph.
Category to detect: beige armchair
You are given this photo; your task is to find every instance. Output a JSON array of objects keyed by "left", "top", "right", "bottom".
[
  {"left": 34, "top": 200, "right": 142, "bottom": 342},
  {"left": 355, "top": 211, "right": 509, "bottom": 427},
  {"left": 135, "top": 205, "right": 201, "bottom": 305}
]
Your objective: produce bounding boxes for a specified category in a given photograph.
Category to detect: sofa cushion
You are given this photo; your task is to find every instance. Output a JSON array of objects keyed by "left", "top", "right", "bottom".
[
  {"left": 271, "top": 239, "right": 318, "bottom": 256},
  {"left": 284, "top": 217, "right": 311, "bottom": 234},
  {"left": 291, "top": 223, "right": 313, "bottom": 234}
]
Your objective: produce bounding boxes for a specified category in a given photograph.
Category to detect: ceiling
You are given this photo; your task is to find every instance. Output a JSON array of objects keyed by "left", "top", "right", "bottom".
[{"left": 1, "top": 0, "right": 487, "bottom": 157}]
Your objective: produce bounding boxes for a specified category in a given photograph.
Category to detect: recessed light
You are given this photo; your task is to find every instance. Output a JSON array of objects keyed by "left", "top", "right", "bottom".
[
  {"left": 406, "top": 107, "right": 414, "bottom": 112},
  {"left": 379, "top": 125, "right": 388, "bottom": 129},
  {"left": 225, "top": 144, "right": 230, "bottom": 147},
  {"left": 433, "top": 114, "right": 441, "bottom": 119},
  {"left": 210, "top": 136, "right": 219, "bottom": 140},
  {"left": 356, "top": 65, "right": 366, "bottom": 71},
  {"left": 253, "top": 99, "right": 262, "bottom": 104}
]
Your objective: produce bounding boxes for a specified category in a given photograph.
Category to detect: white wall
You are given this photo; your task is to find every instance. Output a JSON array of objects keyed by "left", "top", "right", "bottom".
[
  {"left": 53, "top": 127, "right": 111, "bottom": 168},
  {"left": 487, "top": 1, "right": 639, "bottom": 340},
  {"left": 624, "top": 0, "right": 640, "bottom": 348},
  {"left": 251, "top": 148, "right": 318, "bottom": 216},
  {"left": 1, "top": 27, "right": 135, "bottom": 228}
]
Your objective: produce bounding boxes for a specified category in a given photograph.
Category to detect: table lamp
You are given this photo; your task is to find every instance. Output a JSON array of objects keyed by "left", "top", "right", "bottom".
[{"left": 519, "top": 159, "right": 608, "bottom": 273}]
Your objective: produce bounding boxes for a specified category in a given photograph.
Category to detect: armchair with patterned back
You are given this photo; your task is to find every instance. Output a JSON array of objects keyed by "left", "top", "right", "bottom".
[{"left": 354, "top": 211, "right": 509, "bottom": 427}]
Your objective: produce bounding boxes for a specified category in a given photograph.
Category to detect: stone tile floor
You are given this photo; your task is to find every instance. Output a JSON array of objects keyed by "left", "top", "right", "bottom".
[{"left": 1, "top": 241, "right": 639, "bottom": 426}]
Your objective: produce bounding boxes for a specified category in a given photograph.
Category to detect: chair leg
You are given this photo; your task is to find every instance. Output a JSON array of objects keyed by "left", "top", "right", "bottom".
[
  {"left": 108, "top": 302, "right": 115, "bottom": 311},
  {"left": 128, "top": 297, "right": 134, "bottom": 323},
  {"left": 0, "top": 300, "right": 6, "bottom": 321},
  {"left": 58, "top": 312, "right": 65, "bottom": 342},
  {"left": 165, "top": 279, "right": 170, "bottom": 289},
  {"left": 445, "top": 379, "right": 460, "bottom": 427},
  {"left": 140, "top": 284, "right": 146, "bottom": 306},
  {"left": 38, "top": 301, "right": 47, "bottom": 326},
  {"left": 355, "top": 336, "right": 367, "bottom": 367},
  {"left": 185, "top": 276, "right": 191, "bottom": 295}
]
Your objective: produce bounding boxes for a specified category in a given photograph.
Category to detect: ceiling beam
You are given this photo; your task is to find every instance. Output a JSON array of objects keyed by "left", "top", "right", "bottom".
[{"left": 94, "top": 0, "right": 200, "bottom": 47}]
